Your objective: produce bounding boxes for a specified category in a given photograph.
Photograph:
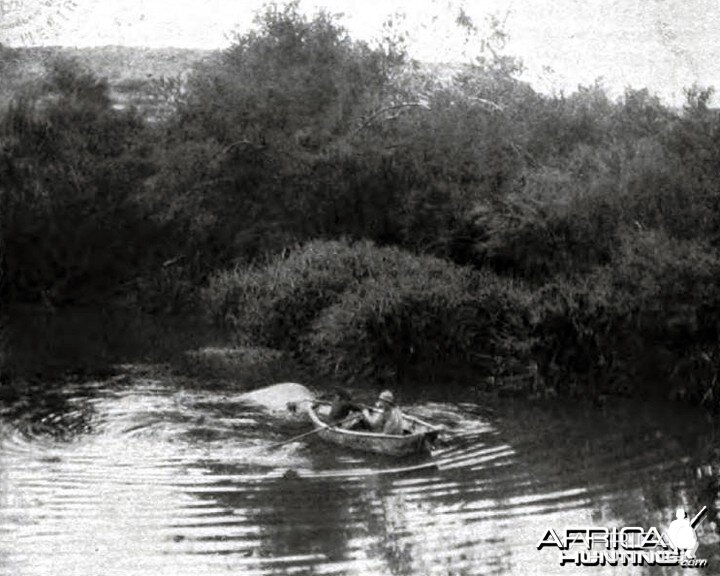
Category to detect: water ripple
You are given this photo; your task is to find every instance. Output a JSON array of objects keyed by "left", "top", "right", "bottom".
[{"left": 0, "top": 373, "right": 717, "bottom": 576}]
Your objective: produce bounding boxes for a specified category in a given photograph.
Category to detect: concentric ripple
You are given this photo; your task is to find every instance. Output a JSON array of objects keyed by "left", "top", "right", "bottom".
[{"left": 1, "top": 375, "right": 718, "bottom": 576}]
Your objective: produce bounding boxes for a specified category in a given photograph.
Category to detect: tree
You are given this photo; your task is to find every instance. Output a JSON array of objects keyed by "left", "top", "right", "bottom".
[
  {"left": 153, "top": 2, "right": 409, "bottom": 264},
  {"left": 1, "top": 57, "right": 156, "bottom": 303}
]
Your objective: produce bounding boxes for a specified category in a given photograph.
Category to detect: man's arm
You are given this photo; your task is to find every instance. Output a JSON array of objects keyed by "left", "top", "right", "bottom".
[{"left": 362, "top": 409, "right": 382, "bottom": 431}]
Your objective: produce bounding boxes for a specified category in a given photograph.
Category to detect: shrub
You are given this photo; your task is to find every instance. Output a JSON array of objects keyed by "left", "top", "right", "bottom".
[
  {"left": 205, "top": 239, "right": 532, "bottom": 385},
  {"left": 1, "top": 57, "right": 157, "bottom": 304},
  {"left": 610, "top": 230, "right": 720, "bottom": 339},
  {"left": 530, "top": 230, "right": 720, "bottom": 395},
  {"left": 302, "top": 267, "right": 530, "bottom": 385},
  {"left": 529, "top": 271, "right": 628, "bottom": 394},
  {"left": 468, "top": 189, "right": 619, "bottom": 281},
  {"left": 203, "top": 240, "right": 379, "bottom": 347}
]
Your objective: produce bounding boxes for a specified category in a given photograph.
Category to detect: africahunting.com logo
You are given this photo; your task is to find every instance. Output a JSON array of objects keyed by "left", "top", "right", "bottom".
[{"left": 538, "top": 506, "right": 709, "bottom": 568}]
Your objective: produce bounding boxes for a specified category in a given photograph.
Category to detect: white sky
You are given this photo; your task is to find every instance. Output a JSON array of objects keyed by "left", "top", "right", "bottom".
[{"left": 1, "top": 0, "right": 719, "bottom": 104}]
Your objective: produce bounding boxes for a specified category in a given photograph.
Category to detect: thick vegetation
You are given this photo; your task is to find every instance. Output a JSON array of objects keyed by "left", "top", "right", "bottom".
[
  {"left": 2, "top": 4, "right": 719, "bottom": 405},
  {"left": 204, "top": 240, "right": 530, "bottom": 385},
  {"left": 2, "top": 57, "right": 157, "bottom": 303}
]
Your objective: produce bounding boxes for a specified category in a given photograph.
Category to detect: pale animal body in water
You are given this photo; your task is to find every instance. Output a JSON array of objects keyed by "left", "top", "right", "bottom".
[{"left": 238, "top": 382, "right": 314, "bottom": 424}]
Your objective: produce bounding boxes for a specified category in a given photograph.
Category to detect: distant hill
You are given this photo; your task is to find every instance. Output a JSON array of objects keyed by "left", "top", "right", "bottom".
[
  {"left": 13, "top": 45, "right": 214, "bottom": 83},
  {"left": 0, "top": 45, "right": 516, "bottom": 118},
  {"left": 0, "top": 45, "right": 216, "bottom": 117}
]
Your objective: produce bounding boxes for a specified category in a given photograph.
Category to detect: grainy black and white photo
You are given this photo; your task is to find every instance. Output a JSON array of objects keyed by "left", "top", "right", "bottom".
[{"left": 1, "top": 1, "right": 719, "bottom": 574}]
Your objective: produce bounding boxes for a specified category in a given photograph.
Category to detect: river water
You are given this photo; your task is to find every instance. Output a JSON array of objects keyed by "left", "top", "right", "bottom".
[{"left": 1, "top": 311, "right": 719, "bottom": 576}]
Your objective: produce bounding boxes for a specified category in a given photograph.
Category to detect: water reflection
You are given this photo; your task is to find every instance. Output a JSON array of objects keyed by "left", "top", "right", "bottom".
[
  {"left": 254, "top": 475, "right": 359, "bottom": 570},
  {"left": 0, "top": 373, "right": 718, "bottom": 576}
]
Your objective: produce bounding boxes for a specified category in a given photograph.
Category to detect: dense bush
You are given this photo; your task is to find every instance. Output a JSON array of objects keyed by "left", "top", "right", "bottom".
[
  {"left": 204, "top": 240, "right": 377, "bottom": 346},
  {"left": 531, "top": 231, "right": 720, "bottom": 398},
  {"left": 303, "top": 263, "right": 530, "bottom": 386},
  {"left": 204, "top": 239, "right": 473, "bottom": 346},
  {"left": 205, "top": 240, "right": 532, "bottom": 385},
  {"left": 206, "top": 230, "right": 720, "bottom": 395},
  {"left": 468, "top": 191, "right": 619, "bottom": 280},
  {"left": 1, "top": 57, "right": 158, "bottom": 303}
]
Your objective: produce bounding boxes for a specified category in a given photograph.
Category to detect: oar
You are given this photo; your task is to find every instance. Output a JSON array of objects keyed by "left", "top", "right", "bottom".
[
  {"left": 690, "top": 506, "right": 708, "bottom": 529},
  {"left": 291, "top": 398, "right": 377, "bottom": 413},
  {"left": 265, "top": 412, "right": 360, "bottom": 451}
]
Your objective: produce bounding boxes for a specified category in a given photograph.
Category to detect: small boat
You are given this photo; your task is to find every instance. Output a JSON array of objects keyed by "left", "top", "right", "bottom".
[{"left": 306, "top": 403, "right": 441, "bottom": 457}]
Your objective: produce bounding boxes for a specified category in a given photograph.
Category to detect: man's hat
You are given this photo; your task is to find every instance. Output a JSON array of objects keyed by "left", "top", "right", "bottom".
[{"left": 378, "top": 390, "right": 395, "bottom": 404}]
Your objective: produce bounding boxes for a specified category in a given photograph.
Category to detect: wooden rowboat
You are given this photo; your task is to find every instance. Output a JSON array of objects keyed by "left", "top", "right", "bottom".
[{"left": 306, "top": 403, "right": 441, "bottom": 457}]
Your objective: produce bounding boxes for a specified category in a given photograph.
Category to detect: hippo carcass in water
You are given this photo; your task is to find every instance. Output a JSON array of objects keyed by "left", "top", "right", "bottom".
[{"left": 238, "top": 382, "right": 315, "bottom": 426}]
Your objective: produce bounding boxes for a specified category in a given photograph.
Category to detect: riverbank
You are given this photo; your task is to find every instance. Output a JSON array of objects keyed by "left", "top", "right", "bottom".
[
  {"left": 5, "top": 305, "right": 312, "bottom": 389},
  {"left": 200, "top": 239, "right": 720, "bottom": 411},
  {"left": 6, "top": 302, "right": 718, "bottom": 412}
]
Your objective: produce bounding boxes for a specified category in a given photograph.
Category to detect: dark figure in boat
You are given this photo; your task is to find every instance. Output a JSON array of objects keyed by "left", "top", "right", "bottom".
[
  {"left": 326, "top": 388, "right": 361, "bottom": 421},
  {"left": 326, "top": 389, "right": 404, "bottom": 435}
]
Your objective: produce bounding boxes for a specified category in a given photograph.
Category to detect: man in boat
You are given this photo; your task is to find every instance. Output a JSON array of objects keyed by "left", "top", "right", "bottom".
[{"left": 360, "top": 390, "right": 404, "bottom": 435}]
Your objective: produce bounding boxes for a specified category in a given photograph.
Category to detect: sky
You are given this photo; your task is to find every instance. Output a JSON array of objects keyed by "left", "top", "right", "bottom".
[{"left": 1, "top": 0, "right": 719, "bottom": 105}]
